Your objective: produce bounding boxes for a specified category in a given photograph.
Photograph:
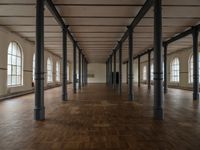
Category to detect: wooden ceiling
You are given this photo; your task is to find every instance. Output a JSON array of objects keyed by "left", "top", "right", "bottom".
[{"left": 0, "top": 0, "right": 199, "bottom": 63}]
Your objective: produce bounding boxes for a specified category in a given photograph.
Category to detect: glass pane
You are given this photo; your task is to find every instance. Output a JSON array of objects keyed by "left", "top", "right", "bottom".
[
  {"left": 17, "top": 76, "right": 21, "bottom": 85},
  {"left": 12, "top": 66, "right": 17, "bottom": 75},
  {"left": 13, "top": 46, "right": 17, "bottom": 55},
  {"left": 17, "top": 57, "right": 21, "bottom": 66},
  {"left": 17, "top": 67, "right": 21, "bottom": 75},
  {"left": 12, "top": 76, "right": 17, "bottom": 85},
  {"left": 8, "top": 65, "right": 11, "bottom": 75},
  {"left": 7, "top": 75, "right": 11, "bottom": 85},
  {"left": 12, "top": 56, "right": 17, "bottom": 65},
  {"left": 8, "top": 54, "right": 12, "bottom": 65},
  {"left": 16, "top": 49, "right": 21, "bottom": 57}
]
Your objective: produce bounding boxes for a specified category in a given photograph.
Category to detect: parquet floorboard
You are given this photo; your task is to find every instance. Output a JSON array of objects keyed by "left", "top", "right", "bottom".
[{"left": 0, "top": 84, "right": 200, "bottom": 150}]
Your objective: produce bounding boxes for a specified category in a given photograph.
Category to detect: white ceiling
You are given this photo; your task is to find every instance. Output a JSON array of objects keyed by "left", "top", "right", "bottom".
[{"left": 0, "top": 0, "right": 199, "bottom": 63}]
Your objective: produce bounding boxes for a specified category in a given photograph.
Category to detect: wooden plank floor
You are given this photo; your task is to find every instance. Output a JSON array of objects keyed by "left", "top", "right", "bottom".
[{"left": 0, "top": 84, "right": 200, "bottom": 150}]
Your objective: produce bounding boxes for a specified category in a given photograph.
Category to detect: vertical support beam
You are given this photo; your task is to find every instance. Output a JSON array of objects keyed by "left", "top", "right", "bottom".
[
  {"left": 73, "top": 41, "right": 77, "bottom": 93},
  {"left": 34, "top": 0, "right": 45, "bottom": 120},
  {"left": 78, "top": 50, "right": 81, "bottom": 89},
  {"left": 110, "top": 55, "right": 113, "bottom": 86},
  {"left": 82, "top": 55, "right": 85, "bottom": 86},
  {"left": 193, "top": 26, "right": 199, "bottom": 100},
  {"left": 62, "top": 27, "right": 68, "bottom": 101},
  {"left": 86, "top": 61, "right": 88, "bottom": 85},
  {"left": 113, "top": 51, "right": 116, "bottom": 88},
  {"left": 106, "top": 61, "right": 108, "bottom": 84},
  {"left": 128, "top": 26, "right": 133, "bottom": 101},
  {"left": 126, "top": 62, "right": 128, "bottom": 84},
  {"left": 163, "top": 43, "right": 168, "bottom": 93},
  {"left": 119, "top": 42, "right": 122, "bottom": 94},
  {"left": 108, "top": 57, "right": 111, "bottom": 86},
  {"left": 153, "top": 0, "right": 164, "bottom": 120},
  {"left": 138, "top": 56, "right": 141, "bottom": 87},
  {"left": 148, "top": 50, "right": 151, "bottom": 89}
]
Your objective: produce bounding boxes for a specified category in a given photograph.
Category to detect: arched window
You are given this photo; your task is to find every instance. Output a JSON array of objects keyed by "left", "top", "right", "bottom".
[
  {"left": 143, "top": 65, "right": 147, "bottom": 81},
  {"left": 47, "top": 57, "right": 53, "bottom": 83},
  {"left": 7, "top": 41, "right": 23, "bottom": 86},
  {"left": 56, "top": 61, "right": 60, "bottom": 82},
  {"left": 150, "top": 64, "right": 154, "bottom": 81},
  {"left": 32, "top": 53, "right": 35, "bottom": 81},
  {"left": 188, "top": 53, "right": 200, "bottom": 83},
  {"left": 170, "top": 57, "right": 180, "bottom": 82}
]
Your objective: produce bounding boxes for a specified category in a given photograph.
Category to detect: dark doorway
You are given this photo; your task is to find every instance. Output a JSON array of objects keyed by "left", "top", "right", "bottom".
[{"left": 112, "top": 72, "right": 119, "bottom": 84}]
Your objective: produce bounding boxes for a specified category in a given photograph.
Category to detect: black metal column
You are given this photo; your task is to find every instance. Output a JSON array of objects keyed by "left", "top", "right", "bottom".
[
  {"left": 86, "top": 61, "right": 88, "bottom": 85},
  {"left": 138, "top": 56, "right": 141, "bottom": 87},
  {"left": 34, "top": 0, "right": 45, "bottom": 120},
  {"left": 82, "top": 55, "right": 85, "bottom": 86},
  {"left": 62, "top": 27, "right": 68, "bottom": 101},
  {"left": 110, "top": 55, "right": 113, "bottom": 86},
  {"left": 193, "top": 26, "right": 199, "bottom": 100},
  {"left": 73, "top": 41, "right": 77, "bottom": 93},
  {"left": 78, "top": 50, "right": 81, "bottom": 90},
  {"left": 128, "top": 26, "right": 133, "bottom": 101},
  {"left": 119, "top": 42, "right": 122, "bottom": 94},
  {"left": 148, "top": 50, "right": 151, "bottom": 89},
  {"left": 153, "top": 0, "right": 164, "bottom": 120},
  {"left": 108, "top": 57, "right": 111, "bottom": 86},
  {"left": 126, "top": 62, "right": 128, "bottom": 84},
  {"left": 106, "top": 61, "right": 108, "bottom": 85},
  {"left": 113, "top": 51, "right": 116, "bottom": 89},
  {"left": 163, "top": 43, "right": 168, "bottom": 93}
]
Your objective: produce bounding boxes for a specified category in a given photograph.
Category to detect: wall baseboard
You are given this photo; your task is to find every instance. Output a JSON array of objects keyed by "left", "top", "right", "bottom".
[{"left": 0, "top": 84, "right": 62, "bottom": 101}]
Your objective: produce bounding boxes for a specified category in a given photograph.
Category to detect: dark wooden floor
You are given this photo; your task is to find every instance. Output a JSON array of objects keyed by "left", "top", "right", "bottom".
[{"left": 0, "top": 84, "right": 200, "bottom": 150}]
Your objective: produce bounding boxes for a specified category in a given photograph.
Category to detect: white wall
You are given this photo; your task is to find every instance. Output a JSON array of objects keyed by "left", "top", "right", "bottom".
[
  {"left": 88, "top": 63, "right": 106, "bottom": 83},
  {"left": 0, "top": 27, "right": 65, "bottom": 97},
  {"left": 138, "top": 47, "right": 199, "bottom": 90}
]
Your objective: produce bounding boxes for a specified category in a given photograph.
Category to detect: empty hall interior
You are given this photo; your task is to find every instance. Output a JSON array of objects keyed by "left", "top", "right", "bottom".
[{"left": 0, "top": 0, "right": 200, "bottom": 149}]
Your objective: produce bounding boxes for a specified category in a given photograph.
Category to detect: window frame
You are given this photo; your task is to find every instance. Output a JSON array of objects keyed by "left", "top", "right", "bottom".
[
  {"left": 56, "top": 61, "right": 60, "bottom": 82},
  {"left": 170, "top": 57, "right": 180, "bottom": 83},
  {"left": 47, "top": 57, "right": 53, "bottom": 83},
  {"left": 143, "top": 65, "right": 147, "bottom": 81},
  {"left": 188, "top": 53, "right": 200, "bottom": 83},
  {"left": 7, "top": 41, "right": 23, "bottom": 87}
]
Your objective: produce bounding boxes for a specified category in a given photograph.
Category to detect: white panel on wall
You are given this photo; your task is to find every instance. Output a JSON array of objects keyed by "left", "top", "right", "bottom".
[{"left": 88, "top": 63, "right": 106, "bottom": 83}]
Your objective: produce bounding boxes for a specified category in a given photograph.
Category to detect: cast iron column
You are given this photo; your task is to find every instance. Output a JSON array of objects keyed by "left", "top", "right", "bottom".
[
  {"left": 86, "top": 61, "right": 88, "bottom": 85},
  {"left": 119, "top": 42, "right": 122, "bottom": 94},
  {"left": 73, "top": 41, "right": 77, "bottom": 93},
  {"left": 113, "top": 51, "right": 116, "bottom": 89},
  {"left": 110, "top": 55, "right": 113, "bottom": 86},
  {"left": 163, "top": 43, "right": 168, "bottom": 93},
  {"left": 153, "top": 0, "right": 164, "bottom": 120},
  {"left": 138, "top": 56, "right": 141, "bottom": 87},
  {"left": 126, "top": 62, "right": 128, "bottom": 84},
  {"left": 34, "top": 0, "right": 45, "bottom": 120},
  {"left": 148, "top": 50, "right": 151, "bottom": 89},
  {"left": 106, "top": 61, "right": 108, "bottom": 85},
  {"left": 128, "top": 26, "right": 133, "bottom": 101},
  {"left": 78, "top": 50, "right": 81, "bottom": 89},
  {"left": 193, "top": 26, "right": 199, "bottom": 100},
  {"left": 62, "top": 27, "right": 68, "bottom": 101},
  {"left": 82, "top": 55, "right": 85, "bottom": 86}
]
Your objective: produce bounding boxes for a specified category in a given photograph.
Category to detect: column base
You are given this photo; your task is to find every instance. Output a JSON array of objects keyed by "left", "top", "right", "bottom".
[
  {"left": 128, "top": 93, "right": 133, "bottom": 101},
  {"left": 62, "top": 94, "right": 68, "bottom": 101},
  {"left": 34, "top": 107, "right": 45, "bottom": 121},
  {"left": 193, "top": 93, "right": 199, "bottom": 100},
  {"left": 164, "top": 88, "right": 168, "bottom": 94},
  {"left": 153, "top": 108, "right": 164, "bottom": 120}
]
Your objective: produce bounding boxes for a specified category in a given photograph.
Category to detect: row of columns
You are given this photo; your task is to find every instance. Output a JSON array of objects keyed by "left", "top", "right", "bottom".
[
  {"left": 34, "top": 0, "right": 88, "bottom": 121},
  {"left": 106, "top": 41, "right": 123, "bottom": 94},
  {"left": 73, "top": 42, "right": 88, "bottom": 94},
  {"left": 136, "top": 27, "right": 199, "bottom": 101},
  {"left": 106, "top": 0, "right": 163, "bottom": 120}
]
